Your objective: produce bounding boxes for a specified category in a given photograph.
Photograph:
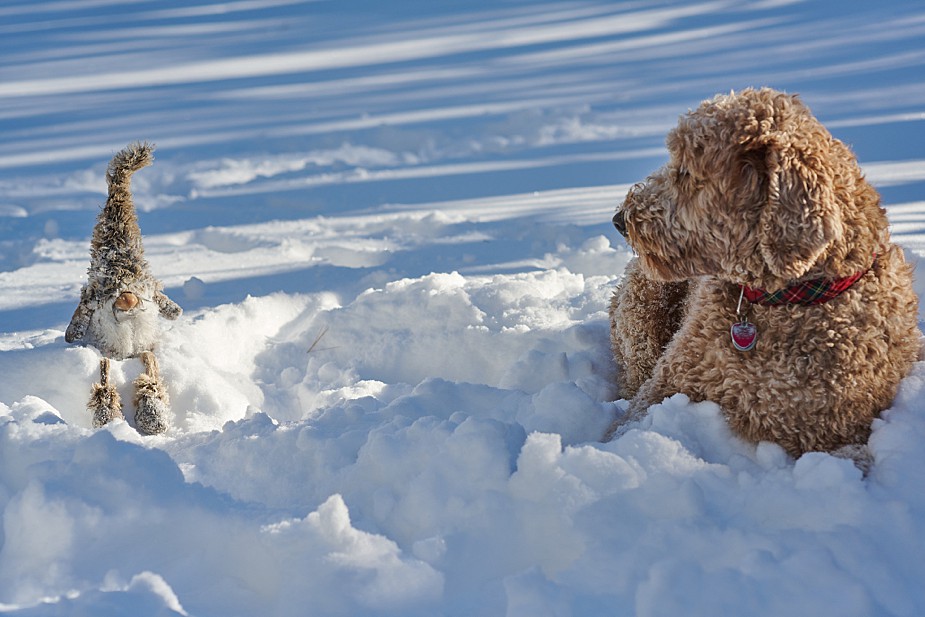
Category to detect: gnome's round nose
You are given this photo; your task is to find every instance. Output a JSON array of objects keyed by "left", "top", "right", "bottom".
[{"left": 114, "top": 291, "right": 140, "bottom": 311}]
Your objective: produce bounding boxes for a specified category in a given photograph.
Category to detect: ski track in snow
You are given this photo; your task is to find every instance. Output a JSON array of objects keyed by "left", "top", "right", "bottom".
[{"left": 1, "top": 1, "right": 925, "bottom": 615}]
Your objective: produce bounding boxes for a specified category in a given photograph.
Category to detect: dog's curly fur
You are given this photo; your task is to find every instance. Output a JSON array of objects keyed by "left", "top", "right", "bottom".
[
  {"left": 66, "top": 143, "right": 180, "bottom": 434},
  {"left": 606, "top": 88, "right": 920, "bottom": 457}
]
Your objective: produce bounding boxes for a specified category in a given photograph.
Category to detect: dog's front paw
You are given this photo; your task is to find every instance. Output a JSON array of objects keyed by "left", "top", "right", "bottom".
[
  {"left": 602, "top": 400, "right": 647, "bottom": 442},
  {"left": 831, "top": 443, "right": 874, "bottom": 475}
]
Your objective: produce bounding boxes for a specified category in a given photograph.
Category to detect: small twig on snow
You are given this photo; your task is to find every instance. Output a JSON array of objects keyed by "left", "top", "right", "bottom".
[{"left": 307, "top": 326, "right": 331, "bottom": 354}]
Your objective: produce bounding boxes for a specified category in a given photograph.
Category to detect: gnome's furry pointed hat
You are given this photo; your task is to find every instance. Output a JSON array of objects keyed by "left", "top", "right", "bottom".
[{"left": 88, "top": 141, "right": 155, "bottom": 298}]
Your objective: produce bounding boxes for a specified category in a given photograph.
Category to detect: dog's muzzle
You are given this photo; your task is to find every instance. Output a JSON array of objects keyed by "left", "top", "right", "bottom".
[{"left": 612, "top": 210, "right": 628, "bottom": 237}]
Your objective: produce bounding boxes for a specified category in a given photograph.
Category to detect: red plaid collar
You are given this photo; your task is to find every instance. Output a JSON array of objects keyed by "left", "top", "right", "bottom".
[{"left": 742, "top": 255, "right": 876, "bottom": 307}]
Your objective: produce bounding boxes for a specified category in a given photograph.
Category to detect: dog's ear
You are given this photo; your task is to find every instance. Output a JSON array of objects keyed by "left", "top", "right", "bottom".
[{"left": 758, "top": 143, "right": 843, "bottom": 281}]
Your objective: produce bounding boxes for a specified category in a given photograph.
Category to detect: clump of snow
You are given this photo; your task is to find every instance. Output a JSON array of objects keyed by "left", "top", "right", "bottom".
[{"left": 181, "top": 276, "right": 206, "bottom": 301}]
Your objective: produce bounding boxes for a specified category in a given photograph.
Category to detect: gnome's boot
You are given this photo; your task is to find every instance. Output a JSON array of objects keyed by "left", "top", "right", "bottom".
[
  {"left": 133, "top": 351, "right": 169, "bottom": 435},
  {"left": 88, "top": 358, "right": 124, "bottom": 428}
]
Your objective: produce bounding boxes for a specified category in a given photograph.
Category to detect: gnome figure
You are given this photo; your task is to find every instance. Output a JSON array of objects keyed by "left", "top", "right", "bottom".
[{"left": 65, "top": 142, "right": 181, "bottom": 434}]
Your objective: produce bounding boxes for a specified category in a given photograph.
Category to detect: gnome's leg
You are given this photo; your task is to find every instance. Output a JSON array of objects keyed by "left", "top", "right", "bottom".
[
  {"left": 89, "top": 358, "right": 124, "bottom": 428},
  {"left": 133, "top": 351, "right": 170, "bottom": 435}
]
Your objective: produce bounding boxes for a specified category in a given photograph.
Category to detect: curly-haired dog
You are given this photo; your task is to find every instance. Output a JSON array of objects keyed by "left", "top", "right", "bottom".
[
  {"left": 66, "top": 142, "right": 181, "bottom": 434},
  {"left": 606, "top": 88, "right": 920, "bottom": 458}
]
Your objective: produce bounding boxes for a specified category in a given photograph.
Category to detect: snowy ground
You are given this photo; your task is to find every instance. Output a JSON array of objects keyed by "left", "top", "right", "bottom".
[{"left": 1, "top": 1, "right": 925, "bottom": 615}]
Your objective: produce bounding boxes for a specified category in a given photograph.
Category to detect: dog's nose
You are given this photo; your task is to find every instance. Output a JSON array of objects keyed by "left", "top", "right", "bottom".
[{"left": 612, "top": 210, "right": 627, "bottom": 237}]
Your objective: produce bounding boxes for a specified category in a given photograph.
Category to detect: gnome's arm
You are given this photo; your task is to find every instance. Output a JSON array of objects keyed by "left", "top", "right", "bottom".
[
  {"left": 154, "top": 290, "right": 182, "bottom": 320},
  {"left": 65, "top": 288, "right": 96, "bottom": 343}
]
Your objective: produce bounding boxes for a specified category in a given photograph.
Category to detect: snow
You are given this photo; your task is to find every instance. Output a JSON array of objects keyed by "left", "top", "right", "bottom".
[{"left": 1, "top": 0, "right": 925, "bottom": 615}]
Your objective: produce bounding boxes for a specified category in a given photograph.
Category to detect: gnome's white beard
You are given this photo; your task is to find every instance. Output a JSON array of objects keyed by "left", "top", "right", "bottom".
[{"left": 86, "top": 287, "right": 162, "bottom": 360}]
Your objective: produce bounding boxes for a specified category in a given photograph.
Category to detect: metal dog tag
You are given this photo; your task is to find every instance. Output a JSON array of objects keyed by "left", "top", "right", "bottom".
[
  {"left": 730, "top": 320, "right": 757, "bottom": 351},
  {"left": 731, "top": 285, "right": 757, "bottom": 351}
]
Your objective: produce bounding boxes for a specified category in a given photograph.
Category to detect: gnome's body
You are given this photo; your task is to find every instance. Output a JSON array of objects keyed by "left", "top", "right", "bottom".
[{"left": 66, "top": 143, "right": 180, "bottom": 434}]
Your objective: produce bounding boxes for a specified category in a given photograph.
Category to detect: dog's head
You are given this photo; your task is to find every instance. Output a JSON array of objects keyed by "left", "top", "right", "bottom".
[{"left": 614, "top": 87, "right": 882, "bottom": 289}]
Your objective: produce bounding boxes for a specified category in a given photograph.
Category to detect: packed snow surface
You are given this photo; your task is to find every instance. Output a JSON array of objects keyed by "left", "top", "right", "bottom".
[{"left": 1, "top": 1, "right": 924, "bottom": 615}]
